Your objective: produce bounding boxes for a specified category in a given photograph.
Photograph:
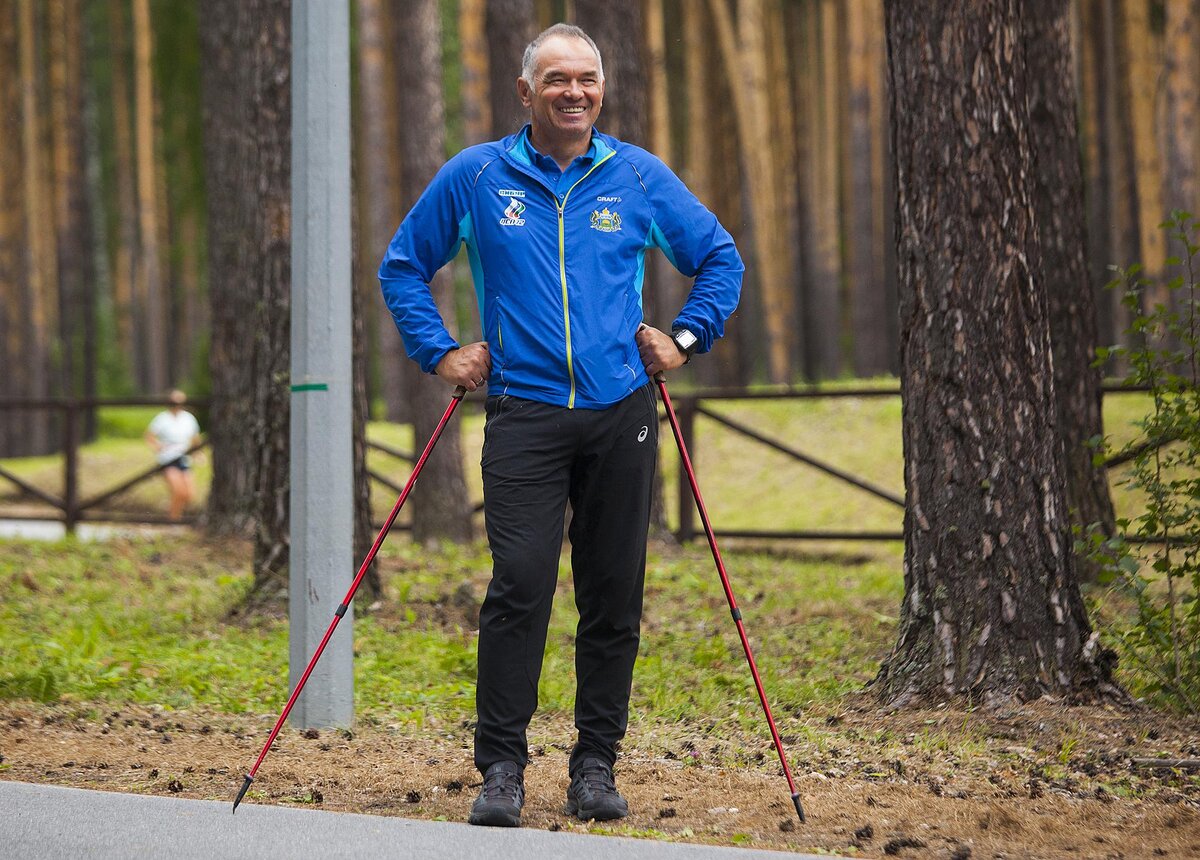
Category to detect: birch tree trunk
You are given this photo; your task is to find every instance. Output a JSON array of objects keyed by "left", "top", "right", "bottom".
[{"left": 876, "top": 0, "right": 1119, "bottom": 706}]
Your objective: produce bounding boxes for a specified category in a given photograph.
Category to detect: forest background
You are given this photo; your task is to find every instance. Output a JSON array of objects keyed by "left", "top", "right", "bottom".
[{"left": 5, "top": 0, "right": 1199, "bottom": 437}]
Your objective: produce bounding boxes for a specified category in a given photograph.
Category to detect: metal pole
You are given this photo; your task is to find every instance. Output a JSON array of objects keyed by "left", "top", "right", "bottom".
[{"left": 289, "top": 0, "right": 354, "bottom": 728}]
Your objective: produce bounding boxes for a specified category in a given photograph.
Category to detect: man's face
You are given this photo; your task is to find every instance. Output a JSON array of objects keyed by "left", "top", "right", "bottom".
[{"left": 519, "top": 36, "right": 604, "bottom": 144}]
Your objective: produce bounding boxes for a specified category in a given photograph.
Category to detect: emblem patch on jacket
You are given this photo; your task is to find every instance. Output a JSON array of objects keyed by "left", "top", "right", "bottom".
[
  {"left": 499, "top": 197, "right": 526, "bottom": 227},
  {"left": 590, "top": 207, "right": 621, "bottom": 233}
]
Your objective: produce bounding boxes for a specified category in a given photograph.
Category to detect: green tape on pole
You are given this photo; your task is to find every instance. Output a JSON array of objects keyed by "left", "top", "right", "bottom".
[{"left": 290, "top": 383, "right": 329, "bottom": 392}]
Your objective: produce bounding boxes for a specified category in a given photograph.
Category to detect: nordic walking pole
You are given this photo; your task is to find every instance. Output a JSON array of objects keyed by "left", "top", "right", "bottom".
[
  {"left": 232, "top": 385, "right": 468, "bottom": 813},
  {"left": 654, "top": 372, "right": 806, "bottom": 823}
]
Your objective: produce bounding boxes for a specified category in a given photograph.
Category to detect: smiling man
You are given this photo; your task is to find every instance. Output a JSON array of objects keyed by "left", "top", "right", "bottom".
[{"left": 378, "top": 23, "right": 743, "bottom": 828}]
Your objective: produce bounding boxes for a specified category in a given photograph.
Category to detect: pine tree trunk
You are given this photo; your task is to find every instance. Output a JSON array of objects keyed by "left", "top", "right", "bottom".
[
  {"left": 132, "top": 0, "right": 167, "bottom": 393},
  {"left": 1104, "top": 0, "right": 1142, "bottom": 355},
  {"left": 682, "top": 0, "right": 728, "bottom": 388},
  {"left": 0, "top": 0, "right": 25, "bottom": 455},
  {"left": 709, "top": 0, "right": 790, "bottom": 383},
  {"left": 19, "top": 0, "right": 55, "bottom": 452},
  {"left": 1163, "top": 0, "right": 1198, "bottom": 221},
  {"left": 575, "top": 0, "right": 646, "bottom": 145},
  {"left": 355, "top": 0, "right": 407, "bottom": 422},
  {"left": 396, "top": 0, "right": 473, "bottom": 546},
  {"left": 804, "top": 0, "right": 844, "bottom": 379},
  {"left": 200, "top": 0, "right": 292, "bottom": 588},
  {"left": 846, "top": 0, "right": 889, "bottom": 375},
  {"left": 876, "top": 0, "right": 1120, "bottom": 706},
  {"left": 1025, "top": 0, "right": 1116, "bottom": 578},
  {"left": 351, "top": 252, "right": 379, "bottom": 599},
  {"left": 642, "top": 0, "right": 687, "bottom": 342},
  {"left": 1119, "top": 0, "right": 1166, "bottom": 307},
  {"left": 1077, "top": 0, "right": 1115, "bottom": 349},
  {"left": 49, "top": 0, "right": 94, "bottom": 428},
  {"left": 108, "top": 0, "right": 139, "bottom": 387},
  {"left": 487, "top": 0, "right": 535, "bottom": 136},
  {"left": 459, "top": 0, "right": 491, "bottom": 147}
]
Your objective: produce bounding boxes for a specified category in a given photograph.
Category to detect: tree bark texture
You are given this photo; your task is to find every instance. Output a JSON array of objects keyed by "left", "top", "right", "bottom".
[
  {"left": 395, "top": 0, "right": 473, "bottom": 546},
  {"left": 459, "top": 0, "right": 492, "bottom": 147},
  {"left": 877, "top": 0, "right": 1116, "bottom": 706},
  {"left": 710, "top": 0, "right": 792, "bottom": 383},
  {"left": 132, "top": 0, "right": 167, "bottom": 394},
  {"left": 1024, "top": 0, "right": 1116, "bottom": 573},
  {"left": 486, "top": 0, "right": 535, "bottom": 136},
  {"left": 108, "top": 0, "right": 139, "bottom": 386},
  {"left": 49, "top": 0, "right": 95, "bottom": 424},
  {"left": 18, "top": 0, "right": 55, "bottom": 453},
  {"left": 1076, "top": 0, "right": 1115, "bottom": 348},
  {"left": 803, "top": 0, "right": 844, "bottom": 379},
  {"left": 0, "top": 0, "right": 28, "bottom": 454},
  {"left": 1163, "top": 0, "right": 1198, "bottom": 221},
  {"left": 845, "top": 0, "right": 891, "bottom": 376},
  {"left": 574, "top": 0, "right": 646, "bottom": 146},
  {"left": 355, "top": 0, "right": 407, "bottom": 422},
  {"left": 199, "top": 0, "right": 292, "bottom": 586}
]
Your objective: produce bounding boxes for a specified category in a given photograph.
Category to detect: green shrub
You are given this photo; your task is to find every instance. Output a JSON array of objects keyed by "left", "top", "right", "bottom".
[{"left": 1084, "top": 211, "right": 1200, "bottom": 712}]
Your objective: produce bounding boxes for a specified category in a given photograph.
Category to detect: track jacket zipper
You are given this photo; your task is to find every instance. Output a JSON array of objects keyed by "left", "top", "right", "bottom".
[{"left": 555, "top": 151, "right": 615, "bottom": 409}]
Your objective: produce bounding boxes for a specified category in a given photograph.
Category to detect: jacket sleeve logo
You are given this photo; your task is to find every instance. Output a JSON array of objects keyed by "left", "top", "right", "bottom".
[
  {"left": 500, "top": 196, "right": 527, "bottom": 226},
  {"left": 589, "top": 207, "right": 622, "bottom": 233}
]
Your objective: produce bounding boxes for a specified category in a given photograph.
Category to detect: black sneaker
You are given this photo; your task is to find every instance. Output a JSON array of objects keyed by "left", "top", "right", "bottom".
[
  {"left": 565, "top": 757, "right": 629, "bottom": 821},
  {"left": 468, "top": 761, "right": 524, "bottom": 827}
]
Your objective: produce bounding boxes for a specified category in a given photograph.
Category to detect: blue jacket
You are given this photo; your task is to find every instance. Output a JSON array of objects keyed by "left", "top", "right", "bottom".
[{"left": 378, "top": 127, "right": 743, "bottom": 409}]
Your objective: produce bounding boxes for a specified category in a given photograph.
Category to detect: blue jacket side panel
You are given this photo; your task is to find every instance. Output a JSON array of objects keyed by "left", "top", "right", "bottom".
[
  {"left": 609, "top": 140, "right": 744, "bottom": 355},
  {"left": 378, "top": 146, "right": 502, "bottom": 374}
]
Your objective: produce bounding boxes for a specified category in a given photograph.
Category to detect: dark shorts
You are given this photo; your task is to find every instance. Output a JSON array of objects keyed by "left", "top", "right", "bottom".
[{"left": 163, "top": 456, "right": 191, "bottom": 472}]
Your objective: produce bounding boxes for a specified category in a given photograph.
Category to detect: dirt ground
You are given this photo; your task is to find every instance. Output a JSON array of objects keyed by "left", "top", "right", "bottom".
[{"left": 2, "top": 697, "right": 1198, "bottom": 858}]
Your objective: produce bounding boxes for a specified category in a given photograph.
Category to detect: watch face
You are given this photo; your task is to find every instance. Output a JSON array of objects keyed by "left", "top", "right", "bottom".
[{"left": 674, "top": 329, "right": 698, "bottom": 352}]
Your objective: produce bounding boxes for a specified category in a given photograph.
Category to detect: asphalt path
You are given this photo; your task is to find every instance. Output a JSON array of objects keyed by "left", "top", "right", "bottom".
[{"left": 4, "top": 781, "right": 822, "bottom": 859}]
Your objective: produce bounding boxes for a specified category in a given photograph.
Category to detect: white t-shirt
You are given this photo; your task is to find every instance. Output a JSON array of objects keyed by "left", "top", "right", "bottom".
[{"left": 148, "top": 410, "right": 201, "bottom": 465}]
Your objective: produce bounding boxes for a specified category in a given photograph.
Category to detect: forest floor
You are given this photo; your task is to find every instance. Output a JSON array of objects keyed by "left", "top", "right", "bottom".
[{"left": 4, "top": 686, "right": 1199, "bottom": 857}]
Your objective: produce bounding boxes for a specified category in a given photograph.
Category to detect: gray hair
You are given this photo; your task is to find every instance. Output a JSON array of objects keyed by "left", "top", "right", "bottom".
[{"left": 520, "top": 24, "right": 604, "bottom": 91}]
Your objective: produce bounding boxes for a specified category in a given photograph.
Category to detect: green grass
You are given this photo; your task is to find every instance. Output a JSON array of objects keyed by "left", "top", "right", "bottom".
[
  {"left": 0, "top": 533, "right": 902, "bottom": 747},
  {"left": 0, "top": 387, "right": 1165, "bottom": 732}
]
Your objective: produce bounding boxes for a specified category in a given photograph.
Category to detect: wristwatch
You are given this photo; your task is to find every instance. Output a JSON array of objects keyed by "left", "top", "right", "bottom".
[{"left": 671, "top": 328, "right": 699, "bottom": 363}]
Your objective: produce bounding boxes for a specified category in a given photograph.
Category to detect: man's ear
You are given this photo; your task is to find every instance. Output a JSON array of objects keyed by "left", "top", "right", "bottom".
[{"left": 517, "top": 76, "right": 533, "bottom": 108}]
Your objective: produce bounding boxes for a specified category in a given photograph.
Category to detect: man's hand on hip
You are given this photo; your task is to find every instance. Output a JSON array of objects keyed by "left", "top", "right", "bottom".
[
  {"left": 637, "top": 325, "right": 689, "bottom": 377},
  {"left": 436, "top": 342, "right": 492, "bottom": 391}
]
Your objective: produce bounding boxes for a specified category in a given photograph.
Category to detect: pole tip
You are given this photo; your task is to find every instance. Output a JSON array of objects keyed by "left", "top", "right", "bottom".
[
  {"left": 792, "top": 792, "right": 806, "bottom": 823},
  {"left": 232, "top": 774, "right": 254, "bottom": 814}
]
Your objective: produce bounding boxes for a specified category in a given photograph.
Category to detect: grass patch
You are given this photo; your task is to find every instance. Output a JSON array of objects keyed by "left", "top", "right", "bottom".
[
  {"left": 0, "top": 387, "right": 1165, "bottom": 728},
  {"left": 0, "top": 534, "right": 901, "bottom": 745}
]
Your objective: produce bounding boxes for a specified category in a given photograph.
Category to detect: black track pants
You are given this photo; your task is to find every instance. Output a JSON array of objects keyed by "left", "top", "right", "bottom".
[{"left": 474, "top": 383, "right": 658, "bottom": 776}]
